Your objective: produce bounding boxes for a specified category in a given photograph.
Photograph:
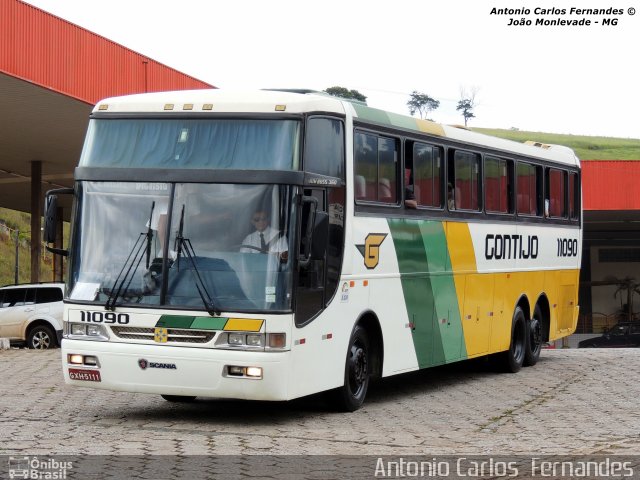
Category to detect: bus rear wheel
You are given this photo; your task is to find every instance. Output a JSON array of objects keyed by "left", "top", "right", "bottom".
[
  {"left": 501, "top": 306, "right": 526, "bottom": 373},
  {"left": 331, "top": 325, "right": 370, "bottom": 412},
  {"left": 524, "top": 305, "right": 543, "bottom": 366}
]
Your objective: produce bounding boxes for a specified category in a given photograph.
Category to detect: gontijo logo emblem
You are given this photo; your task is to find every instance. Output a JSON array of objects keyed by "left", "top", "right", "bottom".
[
  {"left": 154, "top": 327, "right": 168, "bottom": 343},
  {"left": 356, "top": 233, "right": 388, "bottom": 269}
]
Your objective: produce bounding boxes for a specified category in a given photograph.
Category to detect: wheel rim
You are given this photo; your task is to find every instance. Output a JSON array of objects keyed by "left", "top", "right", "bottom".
[
  {"left": 32, "top": 331, "right": 51, "bottom": 349},
  {"left": 530, "top": 317, "right": 542, "bottom": 353},
  {"left": 347, "top": 341, "right": 368, "bottom": 398}
]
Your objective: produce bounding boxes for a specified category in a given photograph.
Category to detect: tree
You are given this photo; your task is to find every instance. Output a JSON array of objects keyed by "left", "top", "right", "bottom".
[
  {"left": 457, "top": 87, "right": 478, "bottom": 126},
  {"left": 323, "top": 86, "right": 367, "bottom": 102},
  {"left": 407, "top": 91, "right": 440, "bottom": 120}
]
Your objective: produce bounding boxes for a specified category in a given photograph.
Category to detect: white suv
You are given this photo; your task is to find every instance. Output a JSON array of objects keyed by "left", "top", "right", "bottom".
[{"left": 0, "top": 283, "right": 64, "bottom": 349}]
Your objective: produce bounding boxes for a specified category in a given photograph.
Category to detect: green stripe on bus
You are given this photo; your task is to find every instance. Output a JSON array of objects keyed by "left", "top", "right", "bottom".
[
  {"left": 388, "top": 219, "right": 467, "bottom": 367},
  {"left": 420, "top": 221, "right": 467, "bottom": 362},
  {"left": 156, "top": 315, "right": 196, "bottom": 329},
  {"left": 352, "top": 104, "right": 390, "bottom": 125},
  {"left": 191, "top": 317, "right": 228, "bottom": 330}
]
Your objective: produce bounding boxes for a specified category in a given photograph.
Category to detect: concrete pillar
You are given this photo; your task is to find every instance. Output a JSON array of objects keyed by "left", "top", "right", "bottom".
[
  {"left": 30, "top": 160, "right": 42, "bottom": 283},
  {"left": 53, "top": 206, "right": 64, "bottom": 282}
]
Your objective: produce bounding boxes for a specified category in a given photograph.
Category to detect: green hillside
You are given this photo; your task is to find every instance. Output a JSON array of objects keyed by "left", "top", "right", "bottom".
[
  {"left": 1, "top": 129, "right": 639, "bottom": 284},
  {"left": 473, "top": 128, "right": 640, "bottom": 160},
  {"left": 0, "top": 207, "right": 65, "bottom": 286}
]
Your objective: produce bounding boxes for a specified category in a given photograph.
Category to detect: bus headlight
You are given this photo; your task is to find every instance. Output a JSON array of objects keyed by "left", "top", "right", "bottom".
[
  {"left": 228, "top": 333, "right": 245, "bottom": 346},
  {"left": 215, "top": 332, "right": 286, "bottom": 351},
  {"left": 71, "top": 324, "right": 86, "bottom": 336},
  {"left": 225, "top": 365, "right": 263, "bottom": 379},
  {"left": 87, "top": 324, "right": 104, "bottom": 337},
  {"left": 246, "top": 334, "right": 263, "bottom": 347},
  {"left": 66, "top": 323, "right": 109, "bottom": 341}
]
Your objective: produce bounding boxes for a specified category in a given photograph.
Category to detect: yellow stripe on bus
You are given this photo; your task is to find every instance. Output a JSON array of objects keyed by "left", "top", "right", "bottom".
[
  {"left": 223, "top": 318, "right": 264, "bottom": 332},
  {"left": 416, "top": 119, "right": 446, "bottom": 137}
]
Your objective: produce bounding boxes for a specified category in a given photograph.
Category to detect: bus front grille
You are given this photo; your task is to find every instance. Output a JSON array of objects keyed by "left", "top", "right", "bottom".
[{"left": 110, "top": 326, "right": 216, "bottom": 344}]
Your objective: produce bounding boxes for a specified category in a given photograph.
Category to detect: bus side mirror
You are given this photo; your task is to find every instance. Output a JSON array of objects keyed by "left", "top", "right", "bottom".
[
  {"left": 44, "top": 195, "right": 58, "bottom": 244},
  {"left": 44, "top": 187, "right": 73, "bottom": 256}
]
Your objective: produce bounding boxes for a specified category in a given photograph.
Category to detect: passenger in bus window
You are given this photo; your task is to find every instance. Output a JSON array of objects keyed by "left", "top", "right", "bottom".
[
  {"left": 447, "top": 183, "right": 455, "bottom": 210},
  {"left": 404, "top": 168, "right": 417, "bottom": 209},
  {"left": 240, "top": 209, "right": 288, "bottom": 261},
  {"left": 405, "top": 186, "right": 417, "bottom": 209}
]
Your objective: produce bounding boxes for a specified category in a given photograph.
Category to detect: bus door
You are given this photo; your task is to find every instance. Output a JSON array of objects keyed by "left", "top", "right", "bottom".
[
  {"left": 295, "top": 188, "right": 327, "bottom": 325},
  {"left": 294, "top": 186, "right": 345, "bottom": 326}
]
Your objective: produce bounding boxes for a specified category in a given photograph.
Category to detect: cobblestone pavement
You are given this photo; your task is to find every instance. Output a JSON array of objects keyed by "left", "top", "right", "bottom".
[{"left": 0, "top": 348, "right": 639, "bottom": 457}]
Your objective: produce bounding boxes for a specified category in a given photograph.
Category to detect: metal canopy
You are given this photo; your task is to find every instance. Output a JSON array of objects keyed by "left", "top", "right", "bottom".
[{"left": 0, "top": 72, "right": 89, "bottom": 217}]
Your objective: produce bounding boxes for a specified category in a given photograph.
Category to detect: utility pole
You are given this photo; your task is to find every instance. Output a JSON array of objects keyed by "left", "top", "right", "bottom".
[{"left": 14, "top": 229, "right": 19, "bottom": 285}]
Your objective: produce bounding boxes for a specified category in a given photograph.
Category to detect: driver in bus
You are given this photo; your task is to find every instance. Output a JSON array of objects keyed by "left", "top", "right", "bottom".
[{"left": 240, "top": 209, "right": 288, "bottom": 262}]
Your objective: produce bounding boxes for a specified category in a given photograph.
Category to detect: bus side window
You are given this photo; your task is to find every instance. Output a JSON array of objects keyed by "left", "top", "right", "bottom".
[
  {"left": 569, "top": 171, "right": 580, "bottom": 220},
  {"left": 546, "top": 167, "right": 567, "bottom": 218},
  {"left": 517, "top": 162, "right": 543, "bottom": 216},
  {"left": 355, "top": 131, "right": 399, "bottom": 204},
  {"left": 411, "top": 141, "right": 443, "bottom": 209},
  {"left": 448, "top": 149, "right": 480, "bottom": 211}
]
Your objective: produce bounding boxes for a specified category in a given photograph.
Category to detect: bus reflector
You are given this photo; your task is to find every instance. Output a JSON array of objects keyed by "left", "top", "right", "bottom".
[
  {"left": 202, "top": 104, "right": 213, "bottom": 110},
  {"left": 275, "top": 105, "right": 286, "bottom": 111}
]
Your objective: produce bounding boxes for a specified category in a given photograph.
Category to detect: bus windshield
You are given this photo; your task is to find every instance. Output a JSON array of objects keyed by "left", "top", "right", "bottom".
[
  {"left": 79, "top": 118, "right": 301, "bottom": 170},
  {"left": 69, "top": 181, "right": 297, "bottom": 312}
]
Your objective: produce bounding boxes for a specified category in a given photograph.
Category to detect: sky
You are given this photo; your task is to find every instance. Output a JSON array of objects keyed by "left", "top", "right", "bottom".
[{"left": 22, "top": 0, "right": 640, "bottom": 139}]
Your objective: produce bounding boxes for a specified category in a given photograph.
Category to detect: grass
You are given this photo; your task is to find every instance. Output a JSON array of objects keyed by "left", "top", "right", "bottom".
[
  {"left": 473, "top": 128, "right": 640, "bottom": 160},
  {"left": 0, "top": 207, "right": 66, "bottom": 286}
]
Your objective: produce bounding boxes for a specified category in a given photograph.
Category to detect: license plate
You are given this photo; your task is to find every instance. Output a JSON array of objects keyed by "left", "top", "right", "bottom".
[{"left": 68, "top": 368, "right": 101, "bottom": 382}]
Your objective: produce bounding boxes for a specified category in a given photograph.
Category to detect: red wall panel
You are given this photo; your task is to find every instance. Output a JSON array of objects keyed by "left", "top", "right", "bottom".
[
  {"left": 582, "top": 161, "right": 640, "bottom": 211},
  {"left": 1, "top": 0, "right": 214, "bottom": 104}
]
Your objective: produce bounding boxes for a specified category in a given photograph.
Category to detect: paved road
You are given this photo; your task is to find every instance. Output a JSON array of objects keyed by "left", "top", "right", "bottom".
[{"left": 1, "top": 347, "right": 639, "bottom": 458}]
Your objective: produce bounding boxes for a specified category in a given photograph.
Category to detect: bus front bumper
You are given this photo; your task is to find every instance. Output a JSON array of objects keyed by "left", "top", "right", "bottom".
[{"left": 61, "top": 339, "right": 291, "bottom": 401}]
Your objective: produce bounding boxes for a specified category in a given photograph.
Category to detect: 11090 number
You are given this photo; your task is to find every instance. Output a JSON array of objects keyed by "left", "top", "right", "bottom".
[
  {"left": 557, "top": 238, "right": 578, "bottom": 257},
  {"left": 79, "top": 311, "right": 130, "bottom": 324}
]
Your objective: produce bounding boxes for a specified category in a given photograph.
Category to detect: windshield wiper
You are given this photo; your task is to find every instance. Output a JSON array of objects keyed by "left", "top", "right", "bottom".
[
  {"left": 104, "top": 201, "right": 155, "bottom": 311},
  {"left": 174, "top": 204, "right": 221, "bottom": 316}
]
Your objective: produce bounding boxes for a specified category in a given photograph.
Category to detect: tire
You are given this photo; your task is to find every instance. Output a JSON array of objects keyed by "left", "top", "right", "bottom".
[
  {"left": 26, "top": 324, "right": 56, "bottom": 350},
  {"left": 500, "top": 306, "right": 526, "bottom": 373},
  {"left": 330, "top": 325, "right": 370, "bottom": 412},
  {"left": 524, "top": 305, "right": 543, "bottom": 366},
  {"left": 161, "top": 395, "right": 197, "bottom": 403}
]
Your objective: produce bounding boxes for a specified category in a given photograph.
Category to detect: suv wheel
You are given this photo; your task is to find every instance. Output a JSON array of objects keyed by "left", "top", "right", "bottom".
[{"left": 27, "top": 325, "right": 56, "bottom": 349}]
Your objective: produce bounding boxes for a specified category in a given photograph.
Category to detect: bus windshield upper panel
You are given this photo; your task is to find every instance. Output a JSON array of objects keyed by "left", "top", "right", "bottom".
[
  {"left": 79, "top": 119, "right": 301, "bottom": 170},
  {"left": 69, "top": 182, "right": 297, "bottom": 313}
]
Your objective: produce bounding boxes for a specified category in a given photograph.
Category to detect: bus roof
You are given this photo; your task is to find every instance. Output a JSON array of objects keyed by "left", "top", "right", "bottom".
[{"left": 93, "top": 89, "right": 580, "bottom": 168}]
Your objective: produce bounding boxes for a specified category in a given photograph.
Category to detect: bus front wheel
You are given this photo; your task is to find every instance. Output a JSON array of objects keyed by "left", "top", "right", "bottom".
[
  {"left": 501, "top": 306, "right": 526, "bottom": 373},
  {"left": 331, "top": 325, "right": 370, "bottom": 412}
]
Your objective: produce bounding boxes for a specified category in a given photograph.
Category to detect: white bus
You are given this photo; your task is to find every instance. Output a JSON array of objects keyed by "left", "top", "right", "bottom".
[{"left": 47, "top": 89, "right": 581, "bottom": 411}]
